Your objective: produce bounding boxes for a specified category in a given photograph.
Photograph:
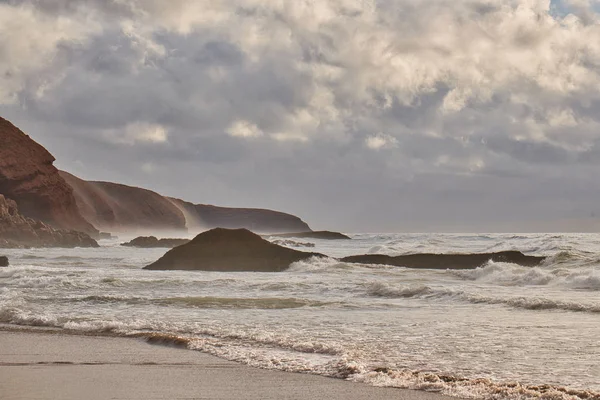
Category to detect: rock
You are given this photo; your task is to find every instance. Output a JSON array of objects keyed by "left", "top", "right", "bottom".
[
  {"left": 0, "top": 117, "right": 98, "bottom": 236},
  {"left": 271, "top": 231, "right": 351, "bottom": 240},
  {"left": 144, "top": 228, "right": 324, "bottom": 272},
  {"left": 121, "top": 236, "right": 190, "bottom": 248},
  {"left": 60, "top": 170, "right": 313, "bottom": 234},
  {"left": 0, "top": 256, "right": 8, "bottom": 267},
  {"left": 0, "top": 194, "right": 98, "bottom": 248},
  {"left": 340, "top": 251, "right": 545, "bottom": 269}
]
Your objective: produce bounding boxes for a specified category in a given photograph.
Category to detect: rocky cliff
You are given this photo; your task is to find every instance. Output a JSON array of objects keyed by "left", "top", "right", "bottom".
[
  {"left": 0, "top": 194, "right": 98, "bottom": 248},
  {"left": 0, "top": 115, "right": 312, "bottom": 237},
  {"left": 59, "top": 171, "right": 187, "bottom": 233},
  {"left": 60, "top": 171, "right": 312, "bottom": 234},
  {"left": 0, "top": 117, "right": 98, "bottom": 236}
]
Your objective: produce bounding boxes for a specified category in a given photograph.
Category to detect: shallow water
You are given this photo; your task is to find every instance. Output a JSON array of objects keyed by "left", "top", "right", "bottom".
[{"left": 1, "top": 233, "right": 599, "bottom": 400}]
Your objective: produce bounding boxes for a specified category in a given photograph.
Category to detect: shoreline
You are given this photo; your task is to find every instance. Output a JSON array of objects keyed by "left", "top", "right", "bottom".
[{"left": 0, "top": 326, "right": 457, "bottom": 400}]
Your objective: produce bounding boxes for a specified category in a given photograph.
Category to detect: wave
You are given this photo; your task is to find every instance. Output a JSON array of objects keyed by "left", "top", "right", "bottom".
[
  {"left": 287, "top": 256, "right": 355, "bottom": 272},
  {"left": 1, "top": 316, "right": 597, "bottom": 400},
  {"left": 352, "top": 368, "right": 600, "bottom": 400},
  {"left": 452, "top": 261, "right": 600, "bottom": 290},
  {"left": 367, "top": 282, "right": 600, "bottom": 313}
]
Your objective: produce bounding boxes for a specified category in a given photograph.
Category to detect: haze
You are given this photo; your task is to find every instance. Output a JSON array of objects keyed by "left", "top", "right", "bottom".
[{"left": 2, "top": 0, "right": 600, "bottom": 232}]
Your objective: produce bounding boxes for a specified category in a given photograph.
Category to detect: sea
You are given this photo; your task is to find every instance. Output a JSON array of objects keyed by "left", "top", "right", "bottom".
[{"left": 1, "top": 233, "right": 599, "bottom": 400}]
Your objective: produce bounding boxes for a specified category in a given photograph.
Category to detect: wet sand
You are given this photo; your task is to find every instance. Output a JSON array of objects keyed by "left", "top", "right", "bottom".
[{"left": 0, "top": 329, "right": 458, "bottom": 400}]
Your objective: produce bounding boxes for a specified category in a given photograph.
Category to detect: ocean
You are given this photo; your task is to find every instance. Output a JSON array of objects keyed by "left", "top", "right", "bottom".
[{"left": 1, "top": 233, "right": 599, "bottom": 400}]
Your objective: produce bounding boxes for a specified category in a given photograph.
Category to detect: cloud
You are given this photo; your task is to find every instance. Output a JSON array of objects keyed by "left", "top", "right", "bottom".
[
  {"left": 0, "top": 3, "right": 100, "bottom": 104},
  {"left": 104, "top": 122, "right": 169, "bottom": 145},
  {"left": 226, "top": 120, "right": 263, "bottom": 138},
  {"left": 365, "top": 133, "right": 398, "bottom": 150},
  {"left": 3, "top": 0, "right": 600, "bottom": 230}
]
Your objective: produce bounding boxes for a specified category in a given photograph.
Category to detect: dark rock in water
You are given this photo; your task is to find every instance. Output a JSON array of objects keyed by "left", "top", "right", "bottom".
[
  {"left": 144, "top": 228, "right": 324, "bottom": 272},
  {"left": 271, "top": 231, "right": 351, "bottom": 240},
  {"left": 341, "top": 251, "right": 545, "bottom": 269},
  {"left": 0, "top": 194, "right": 98, "bottom": 248},
  {"left": 0, "top": 256, "right": 8, "bottom": 267},
  {"left": 122, "top": 236, "right": 190, "bottom": 248}
]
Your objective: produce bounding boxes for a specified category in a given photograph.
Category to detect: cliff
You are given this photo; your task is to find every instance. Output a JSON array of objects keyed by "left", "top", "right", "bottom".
[
  {"left": 169, "top": 198, "right": 312, "bottom": 233},
  {"left": 0, "top": 115, "right": 312, "bottom": 236},
  {"left": 60, "top": 171, "right": 312, "bottom": 234},
  {"left": 0, "top": 117, "right": 98, "bottom": 236},
  {"left": 144, "top": 228, "right": 324, "bottom": 272},
  {"left": 0, "top": 194, "right": 98, "bottom": 248},
  {"left": 59, "top": 171, "right": 187, "bottom": 233}
]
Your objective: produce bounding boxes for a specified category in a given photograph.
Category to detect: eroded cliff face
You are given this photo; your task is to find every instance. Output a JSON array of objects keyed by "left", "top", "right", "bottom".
[
  {"left": 0, "top": 194, "right": 98, "bottom": 248},
  {"left": 61, "top": 170, "right": 312, "bottom": 234},
  {"left": 0, "top": 117, "right": 98, "bottom": 236},
  {"left": 59, "top": 171, "right": 187, "bottom": 233}
]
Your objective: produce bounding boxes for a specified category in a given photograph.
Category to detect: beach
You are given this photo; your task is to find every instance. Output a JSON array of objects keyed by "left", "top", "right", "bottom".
[
  {"left": 1, "top": 233, "right": 599, "bottom": 400},
  {"left": 0, "top": 329, "right": 454, "bottom": 400}
]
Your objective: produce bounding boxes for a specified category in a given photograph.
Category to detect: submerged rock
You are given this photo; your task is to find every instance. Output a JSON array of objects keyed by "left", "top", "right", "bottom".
[
  {"left": 341, "top": 251, "right": 545, "bottom": 269},
  {"left": 270, "top": 231, "right": 351, "bottom": 240},
  {"left": 144, "top": 228, "right": 324, "bottom": 272},
  {"left": 122, "top": 236, "right": 190, "bottom": 248},
  {"left": 0, "top": 256, "right": 8, "bottom": 267}
]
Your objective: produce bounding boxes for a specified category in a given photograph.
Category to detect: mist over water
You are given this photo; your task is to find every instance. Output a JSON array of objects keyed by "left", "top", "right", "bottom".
[{"left": 1, "top": 233, "right": 599, "bottom": 400}]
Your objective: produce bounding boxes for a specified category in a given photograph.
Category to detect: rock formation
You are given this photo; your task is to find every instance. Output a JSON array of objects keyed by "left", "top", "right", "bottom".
[
  {"left": 61, "top": 170, "right": 313, "bottom": 234},
  {"left": 121, "top": 236, "right": 190, "bottom": 248},
  {"left": 168, "top": 198, "right": 312, "bottom": 233},
  {"left": 0, "top": 194, "right": 99, "bottom": 248},
  {"left": 340, "top": 251, "right": 545, "bottom": 269},
  {"left": 270, "top": 231, "right": 351, "bottom": 240},
  {"left": 1, "top": 115, "right": 313, "bottom": 237},
  {"left": 144, "top": 228, "right": 324, "bottom": 272},
  {"left": 0, "top": 117, "right": 98, "bottom": 236},
  {"left": 60, "top": 171, "right": 187, "bottom": 233},
  {"left": 0, "top": 256, "right": 8, "bottom": 267}
]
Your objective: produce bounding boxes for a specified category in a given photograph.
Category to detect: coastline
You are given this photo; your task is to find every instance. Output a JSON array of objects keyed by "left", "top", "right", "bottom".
[{"left": 0, "top": 327, "right": 457, "bottom": 400}]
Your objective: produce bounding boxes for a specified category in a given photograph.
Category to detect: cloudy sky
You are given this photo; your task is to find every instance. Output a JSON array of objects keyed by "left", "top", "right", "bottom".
[{"left": 2, "top": 0, "right": 600, "bottom": 232}]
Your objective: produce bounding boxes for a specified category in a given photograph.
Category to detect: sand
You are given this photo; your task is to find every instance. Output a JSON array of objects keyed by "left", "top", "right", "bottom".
[{"left": 0, "top": 329, "right": 458, "bottom": 400}]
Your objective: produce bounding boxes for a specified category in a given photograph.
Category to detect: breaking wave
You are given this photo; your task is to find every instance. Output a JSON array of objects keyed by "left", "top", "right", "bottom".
[
  {"left": 452, "top": 261, "right": 600, "bottom": 290},
  {"left": 353, "top": 369, "right": 600, "bottom": 400},
  {"left": 367, "top": 282, "right": 600, "bottom": 313}
]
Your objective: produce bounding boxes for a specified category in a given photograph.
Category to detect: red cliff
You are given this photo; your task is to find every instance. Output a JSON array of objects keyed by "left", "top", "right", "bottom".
[
  {"left": 0, "top": 117, "right": 98, "bottom": 236},
  {"left": 60, "top": 171, "right": 312, "bottom": 234},
  {"left": 0, "top": 194, "right": 98, "bottom": 248},
  {"left": 59, "top": 171, "right": 187, "bottom": 233},
  {"left": 0, "top": 116, "right": 312, "bottom": 236}
]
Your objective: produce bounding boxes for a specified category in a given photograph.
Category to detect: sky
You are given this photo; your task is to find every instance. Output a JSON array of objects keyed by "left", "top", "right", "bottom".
[{"left": 2, "top": 0, "right": 600, "bottom": 232}]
